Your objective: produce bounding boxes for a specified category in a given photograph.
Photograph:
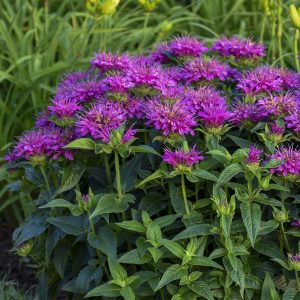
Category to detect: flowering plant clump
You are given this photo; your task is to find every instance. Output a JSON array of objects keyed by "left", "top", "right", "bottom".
[{"left": 4, "top": 35, "right": 300, "bottom": 299}]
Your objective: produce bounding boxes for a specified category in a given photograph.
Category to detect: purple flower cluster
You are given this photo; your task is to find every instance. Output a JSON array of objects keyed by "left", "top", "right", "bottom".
[
  {"left": 271, "top": 147, "right": 300, "bottom": 177},
  {"left": 237, "top": 66, "right": 299, "bottom": 95},
  {"left": 163, "top": 147, "right": 204, "bottom": 168},
  {"left": 246, "top": 146, "right": 263, "bottom": 165},
  {"left": 212, "top": 37, "right": 265, "bottom": 60},
  {"left": 5, "top": 35, "right": 300, "bottom": 182}
]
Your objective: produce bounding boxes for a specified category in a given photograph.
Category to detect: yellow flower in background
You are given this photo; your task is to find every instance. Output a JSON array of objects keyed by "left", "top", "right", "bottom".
[
  {"left": 101, "top": 0, "right": 121, "bottom": 15},
  {"left": 138, "top": 0, "right": 161, "bottom": 11},
  {"left": 86, "top": 0, "right": 121, "bottom": 15},
  {"left": 290, "top": 4, "right": 300, "bottom": 30}
]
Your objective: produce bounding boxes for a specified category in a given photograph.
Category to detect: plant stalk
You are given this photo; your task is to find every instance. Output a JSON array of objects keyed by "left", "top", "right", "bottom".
[{"left": 181, "top": 174, "right": 190, "bottom": 215}]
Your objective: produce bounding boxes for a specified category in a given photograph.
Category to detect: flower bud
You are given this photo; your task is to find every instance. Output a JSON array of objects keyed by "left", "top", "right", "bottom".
[
  {"left": 262, "top": 0, "right": 271, "bottom": 16},
  {"left": 288, "top": 254, "right": 300, "bottom": 271},
  {"left": 290, "top": 5, "right": 300, "bottom": 30},
  {"left": 260, "top": 175, "right": 271, "bottom": 189},
  {"left": 16, "top": 242, "right": 32, "bottom": 257},
  {"left": 273, "top": 207, "right": 289, "bottom": 223},
  {"left": 101, "top": 0, "right": 120, "bottom": 15}
]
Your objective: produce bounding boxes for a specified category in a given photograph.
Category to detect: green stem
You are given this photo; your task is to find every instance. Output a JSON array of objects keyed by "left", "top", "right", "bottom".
[
  {"left": 104, "top": 154, "right": 113, "bottom": 191},
  {"left": 260, "top": 15, "right": 266, "bottom": 43},
  {"left": 40, "top": 166, "right": 50, "bottom": 192},
  {"left": 276, "top": 0, "right": 284, "bottom": 67},
  {"left": 181, "top": 174, "right": 190, "bottom": 216},
  {"left": 294, "top": 29, "right": 300, "bottom": 71},
  {"left": 114, "top": 151, "right": 123, "bottom": 200}
]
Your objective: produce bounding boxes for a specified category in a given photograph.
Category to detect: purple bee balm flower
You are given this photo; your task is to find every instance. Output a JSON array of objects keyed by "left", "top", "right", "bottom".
[
  {"left": 6, "top": 128, "right": 74, "bottom": 162},
  {"left": 237, "top": 66, "right": 299, "bottom": 95},
  {"left": 100, "top": 75, "right": 134, "bottom": 102},
  {"left": 149, "top": 42, "right": 171, "bottom": 63},
  {"left": 230, "top": 102, "right": 267, "bottom": 126},
  {"left": 291, "top": 220, "right": 300, "bottom": 226},
  {"left": 285, "top": 110, "right": 300, "bottom": 135},
  {"left": 144, "top": 98, "right": 197, "bottom": 136},
  {"left": 182, "top": 58, "right": 231, "bottom": 84},
  {"left": 70, "top": 80, "right": 103, "bottom": 103},
  {"left": 127, "top": 65, "right": 176, "bottom": 93},
  {"left": 269, "top": 123, "right": 285, "bottom": 136},
  {"left": 270, "top": 146, "right": 300, "bottom": 177},
  {"left": 164, "top": 66, "right": 184, "bottom": 83},
  {"left": 122, "top": 97, "right": 143, "bottom": 119},
  {"left": 246, "top": 145, "right": 263, "bottom": 165},
  {"left": 212, "top": 37, "right": 265, "bottom": 60},
  {"left": 183, "top": 86, "right": 227, "bottom": 114},
  {"left": 90, "top": 51, "right": 131, "bottom": 73},
  {"left": 48, "top": 98, "right": 82, "bottom": 119},
  {"left": 100, "top": 126, "right": 136, "bottom": 144},
  {"left": 163, "top": 147, "right": 204, "bottom": 168},
  {"left": 81, "top": 194, "right": 89, "bottom": 203},
  {"left": 76, "top": 102, "right": 126, "bottom": 141},
  {"left": 257, "top": 93, "right": 299, "bottom": 118},
  {"left": 35, "top": 111, "right": 54, "bottom": 129},
  {"left": 198, "top": 104, "right": 230, "bottom": 132},
  {"left": 168, "top": 36, "right": 208, "bottom": 58},
  {"left": 59, "top": 71, "right": 91, "bottom": 87}
]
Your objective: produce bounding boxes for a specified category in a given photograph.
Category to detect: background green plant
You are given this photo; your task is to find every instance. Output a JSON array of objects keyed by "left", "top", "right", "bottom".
[{"left": 0, "top": 0, "right": 299, "bottom": 224}]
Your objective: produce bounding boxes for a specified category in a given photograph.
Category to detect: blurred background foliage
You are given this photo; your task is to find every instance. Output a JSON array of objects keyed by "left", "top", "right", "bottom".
[{"left": 0, "top": 0, "right": 299, "bottom": 225}]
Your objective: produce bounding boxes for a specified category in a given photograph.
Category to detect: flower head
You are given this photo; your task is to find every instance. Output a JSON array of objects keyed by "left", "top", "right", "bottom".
[
  {"left": 182, "top": 58, "right": 231, "bottom": 84},
  {"left": 257, "top": 94, "right": 299, "bottom": 117},
  {"left": 288, "top": 254, "right": 300, "bottom": 271},
  {"left": 212, "top": 37, "right": 265, "bottom": 60},
  {"left": 76, "top": 102, "right": 126, "bottom": 140},
  {"left": 6, "top": 128, "right": 74, "bottom": 163},
  {"left": 230, "top": 102, "right": 267, "bottom": 126},
  {"left": 267, "top": 123, "right": 285, "bottom": 142},
  {"left": 48, "top": 97, "right": 82, "bottom": 119},
  {"left": 270, "top": 146, "right": 300, "bottom": 178},
  {"left": 198, "top": 104, "right": 230, "bottom": 134},
  {"left": 163, "top": 147, "right": 204, "bottom": 169},
  {"left": 246, "top": 146, "right": 263, "bottom": 165},
  {"left": 90, "top": 51, "right": 131, "bottom": 73},
  {"left": 291, "top": 220, "right": 300, "bottom": 227},
  {"left": 285, "top": 110, "right": 300, "bottom": 135},
  {"left": 237, "top": 67, "right": 299, "bottom": 95},
  {"left": 35, "top": 111, "right": 54, "bottom": 129},
  {"left": 144, "top": 98, "right": 197, "bottom": 136},
  {"left": 183, "top": 86, "right": 226, "bottom": 114},
  {"left": 168, "top": 36, "right": 208, "bottom": 58}
]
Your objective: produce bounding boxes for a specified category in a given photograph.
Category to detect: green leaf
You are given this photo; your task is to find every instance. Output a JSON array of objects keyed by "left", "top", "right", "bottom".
[
  {"left": 261, "top": 273, "right": 280, "bottom": 300},
  {"left": 148, "top": 247, "right": 163, "bottom": 263},
  {"left": 282, "top": 287, "right": 297, "bottom": 300},
  {"left": 227, "top": 135, "right": 252, "bottom": 149},
  {"left": 191, "top": 170, "right": 218, "bottom": 182},
  {"left": 39, "top": 199, "right": 81, "bottom": 215},
  {"left": 170, "top": 184, "right": 185, "bottom": 214},
  {"left": 189, "top": 257, "right": 223, "bottom": 270},
  {"left": 116, "top": 220, "right": 145, "bottom": 233},
  {"left": 188, "top": 281, "right": 214, "bottom": 300},
  {"left": 159, "top": 238, "right": 185, "bottom": 259},
  {"left": 63, "top": 138, "right": 96, "bottom": 150},
  {"left": 173, "top": 224, "right": 213, "bottom": 240},
  {"left": 153, "top": 214, "right": 180, "bottom": 228},
  {"left": 118, "top": 249, "right": 151, "bottom": 265},
  {"left": 88, "top": 227, "right": 117, "bottom": 258},
  {"left": 240, "top": 202, "right": 261, "bottom": 247},
  {"left": 130, "top": 145, "right": 160, "bottom": 156},
  {"left": 146, "top": 223, "right": 162, "bottom": 244},
  {"left": 136, "top": 170, "right": 164, "bottom": 187},
  {"left": 155, "top": 264, "right": 188, "bottom": 291},
  {"left": 54, "top": 164, "right": 85, "bottom": 196},
  {"left": 108, "top": 258, "right": 127, "bottom": 282},
  {"left": 90, "top": 194, "right": 128, "bottom": 219},
  {"left": 216, "top": 163, "right": 243, "bottom": 187},
  {"left": 258, "top": 220, "right": 279, "bottom": 235},
  {"left": 85, "top": 283, "right": 120, "bottom": 298},
  {"left": 120, "top": 286, "right": 135, "bottom": 300},
  {"left": 47, "top": 216, "right": 85, "bottom": 236},
  {"left": 254, "top": 240, "right": 286, "bottom": 261},
  {"left": 223, "top": 257, "right": 245, "bottom": 296}
]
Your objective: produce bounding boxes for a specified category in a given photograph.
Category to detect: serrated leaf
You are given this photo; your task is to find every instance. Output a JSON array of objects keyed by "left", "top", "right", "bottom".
[
  {"left": 136, "top": 170, "right": 164, "bottom": 187},
  {"left": 216, "top": 163, "right": 243, "bottom": 187},
  {"left": 130, "top": 145, "right": 160, "bottom": 156},
  {"left": 189, "top": 256, "right": 223, "bottom": 270},
  {"left": 191, "top": 170, "right": 218, "bottom": 182},
  {"left": 173, "top": 224, "right": 213, "bottom": 240},
  {"left": 261, "top": 272, "right": 280, "bottom": 300},
  {"left": 188, "top": 281, "right": 214, "bottom": 300},
  {"left": 240, "top": 202, "right": 261, "bottom": 247},
  {"left": 116, "top": 220, "right": 145, "bottom": 233},
  {"left": 159, "top": 238, "right": 185, "bottom": 259},
  {"left": 47, "top": 216, "right": 85, "bottom": 236},
  {"left": 108, "top": 258, "right": 127, "bottom": 282},
  {"left": 120, "top": 286, "right": 135, "bottom": 300},
  {"left": 85, "top": 283, "right": 120, "bottom": 298},
  {"left": 63, "top": 138, "right": 96, "bottom": 150},
  {"left": 118, "top": 249, "right": 151, "bottom": 265},
  {"left": 155, "top": 264, "right": 188, "bottom": 291},
  {"left": 282, "top": 287, "right": 297, "bottom": 300}
]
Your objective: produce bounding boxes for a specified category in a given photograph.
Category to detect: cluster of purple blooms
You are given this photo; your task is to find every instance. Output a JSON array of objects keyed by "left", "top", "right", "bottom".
[{"left": 5, "top": 36, "right": 300, "bottom": 178}]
